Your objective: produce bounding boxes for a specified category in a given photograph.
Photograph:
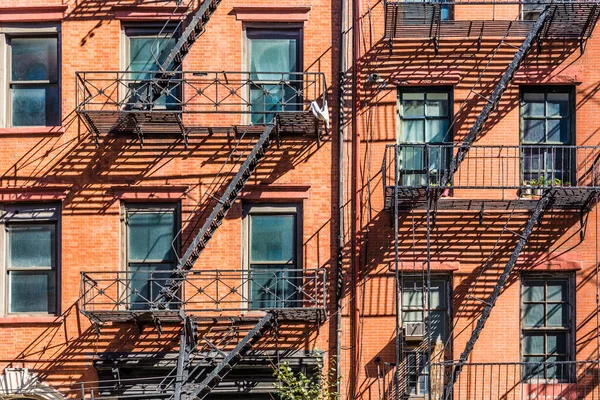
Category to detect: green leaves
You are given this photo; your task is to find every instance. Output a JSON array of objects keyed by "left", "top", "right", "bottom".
[{"left": 273, "top": 359, "right": 341, "bottom": 400}]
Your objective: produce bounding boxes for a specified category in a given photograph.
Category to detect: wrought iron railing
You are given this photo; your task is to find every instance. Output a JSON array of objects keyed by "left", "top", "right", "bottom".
[
  {"left": 75, "top": 71, "right": 327, "bottom": 117},
  {"left": 384, "top": 359, "right": 600, "bottom": 400},
  {"left": 80, "top": 268, "right": 326, "bottom": 316},
  {"left": 382, "top": 144, "right": 600, "bottom": 191}
]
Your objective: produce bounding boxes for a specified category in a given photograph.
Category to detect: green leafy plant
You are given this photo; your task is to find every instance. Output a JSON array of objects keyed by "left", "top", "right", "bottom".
[{"left": 273, "top": 360, "right": 341, "bottom": 400}]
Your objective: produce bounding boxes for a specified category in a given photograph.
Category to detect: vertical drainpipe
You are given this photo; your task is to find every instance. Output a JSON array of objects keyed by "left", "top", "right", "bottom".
[
  {"left": 350, "top": 0, "right": 362, "bottom": 398},
  {"left": 336, "top": 0, "right": 347, "bottom": 395}
]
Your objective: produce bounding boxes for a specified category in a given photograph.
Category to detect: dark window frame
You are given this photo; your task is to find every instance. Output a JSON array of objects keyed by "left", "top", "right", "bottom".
[
  {"left": 520, "top": 274, "right": 575, "bottom": 382},
  {"left": 7, "top": 33, "right": 60, "bottom": 127},
  {"left": 242, "top": 203, "right": 303, "bottom": 309},
  {"left": 520, "top": 86, "right": 576, "bottom": 185}
]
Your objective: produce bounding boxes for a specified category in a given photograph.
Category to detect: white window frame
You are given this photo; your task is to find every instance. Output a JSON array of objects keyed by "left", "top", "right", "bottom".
[
  {"left": 0, "top": 23, "right": 61, "bottom": 128},
  {"left": 241, "top": 203, "right": 303, "bottom": 310},
  {"left": 0, "top": 203, "right": 61, "bottom": 316}
]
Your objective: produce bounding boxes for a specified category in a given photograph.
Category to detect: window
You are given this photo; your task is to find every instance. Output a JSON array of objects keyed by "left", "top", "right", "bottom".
[
  {"left": 8, "top": 35, "right": 59, "bottom": 126},
  {"left": 398, "top": 88, "right": 452, "bottom": 187},
  {"left": 401, "top": 277, "right": 450, "bottom": 396},
  {"left": 123, "top": 24, "right": 180, "bottom": 109},
  {"left": 522, "top": 277, "right": 573, "bottom": 381},
  {"left": 246, "top": 28, "right": 302, "bottom": 124},
  {"left": 3, "top": 204, "right": 59, "bottom": 314},
  {"left": 521, "top": 88, "right": 574, "bottom": 184},
  {"left": 522, "top": 1, "right": 546, "bottom": 21},
  {"left": 124, "top": 204, "right": 178, "bottom": 310},
  {"left": 403, "top": 0, "right": 452, "bottom": 22},
  {"left": 244, "top": 204, "right": 301, "bottom": 309}
]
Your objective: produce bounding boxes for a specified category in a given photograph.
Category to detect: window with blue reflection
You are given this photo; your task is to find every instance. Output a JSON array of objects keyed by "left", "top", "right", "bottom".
[
  {"left": 10, "top": 37, "right": 59, "bottom": 126},
  {"left": 126, "top": 206, "right": 178, "bottom": 310},
  {"left": 125, "top": 25, "right": 180, "bottom": 109},
  {"left": 7, "top": 224, "right": 57, "bottom": 313},
  {"left": 248, "top": 30, "right": 301, "bottom": 124},
  {"left": 248, "top": 213, "right": 298, "bottom": 309}
]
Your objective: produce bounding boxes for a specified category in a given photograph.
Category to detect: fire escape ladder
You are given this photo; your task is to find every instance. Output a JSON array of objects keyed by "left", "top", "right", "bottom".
[
  {"left": 439, "top": 6, "right": 552, "bottom": 191},
  {"left": 176, "top": 313, "right": 274, "bottom": 400},
  {"left": 174, "top": 315, "right": 198, "bottom": 400},
  {"left": 442, "top": 192, "right": 553, "bottom": 399},
  {"left": 158, "top": 125, "right": 276, "bottom": 304},
  {"left": 159, "top": 0, "right": 221, "bottom": 73}
]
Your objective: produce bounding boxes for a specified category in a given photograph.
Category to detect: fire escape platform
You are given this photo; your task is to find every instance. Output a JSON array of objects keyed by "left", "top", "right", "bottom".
[
  {"left": 385, "top": 187, "right": 600, "bottom": 212},
  {"left": 76, "top": 71, "right": 329, "bottom": 142},
  {"left": 384, "top": 3, "right": 600, "bottom": 39}
]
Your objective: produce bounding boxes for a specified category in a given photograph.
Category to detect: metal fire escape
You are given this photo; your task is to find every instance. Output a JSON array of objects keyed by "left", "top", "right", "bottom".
[
  {"left": 75, "top": 0, "right": 329, "bottom": 399},
  {"left": 382, "top": 1, "right": 600, "bottom": 399}
]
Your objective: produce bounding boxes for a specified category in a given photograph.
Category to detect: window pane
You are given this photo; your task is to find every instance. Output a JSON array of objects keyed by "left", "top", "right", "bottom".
[
  {"left": 250, "top": 39, "right": 297, "bottom": 81},
  {"left": 402, "top": 311, "right": 424, "bottom": 323},
  {"left": 128, "top": 263, "right": 176, "bottom": 310},
  {"left": 523, "top": 93, "right": 545, "bottom": 116},
  {"left": 426, "top": 93, "right": 448, "bottom": 117},
  {"left": 403, "top": 93, "right": 425, "bottom": 117},
  {"left": 250, "top": 214, "right": 295, "bottom": 263},
  {"left": 430, "top": 311, "right": 446, "bottom": 340},
  {"left": 547, "top": 332, "right": 567, "bottom": 354},
  {"left": 547, "top": 119, "right": 570, "bottom": 144},
  {"left": 524, "top": 333, "right": 544, "bottom": 354},
  {"left": 523, "top": 281, "right": 544, "bottom": 301},
  {"left": 523, "top": 356, "right": 545, "bottom": 380},
  {"left": 524, "top": 303, "right": 545, "bottom": 327},
  {"left": 129, "top": 37, "right": 177, "bottom": 77},
  {"left": 404, "top": 120, "right": 425, "bottom": 143},
  {"left": 9, "top": 270, "right": 56, "bottom": 313},
  {"left": 430, "top": 280, "right": 446, "bottom": 309},
  {"left": 249, "top": 267, "right": 298, "bottom": 309},
  {"left": 547, "top": 93, "right": 569, "bottom": 117},
  {"left": 8, "top": 225, "right": 54, "bottom": 268},
  {"left": 11, "top": 37, "right": 58, "bottom": 81},
  {"left": 427, "top": 119, "right": 449, "bottom": 143},
  {"left": 11, "top": 85, "right": 59, "bottom": 127},
  {"left": 547, "top": 281, "right": 567, "bottom": 302},
  {"left": 403, "top": 280, "right": 423, "bottom": 307},
  {"left": 128, "top": 210, "right": 176, "bottom": 262},
  {"left": 547, "top": 303, "right": 568, "bottom": 327},
  {"left": 523, "top": 119, "right": 545, "bottom": 143}
]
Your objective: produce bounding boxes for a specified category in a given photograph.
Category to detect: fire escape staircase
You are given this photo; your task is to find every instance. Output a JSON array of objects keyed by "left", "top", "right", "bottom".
[{"left": 438, "top": 6, "right": 552, "bottom": 195}]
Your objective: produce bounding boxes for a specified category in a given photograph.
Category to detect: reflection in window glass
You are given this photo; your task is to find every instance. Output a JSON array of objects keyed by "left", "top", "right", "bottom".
[
  {"left": 7, "top": 224, "right": 57, "bottom": 313},
  {"left": 10, "top": 37, "right": 59, "bottom": 126}
]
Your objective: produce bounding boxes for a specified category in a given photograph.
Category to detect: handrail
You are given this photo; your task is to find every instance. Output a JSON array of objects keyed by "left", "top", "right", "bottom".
[{"left": 382, "top": 143, "right": 600, "bottom": 190}]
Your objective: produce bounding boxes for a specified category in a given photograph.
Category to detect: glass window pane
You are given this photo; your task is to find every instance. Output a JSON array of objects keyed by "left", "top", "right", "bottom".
[
  {"left": 403, "top": 287, "right": 423, "bottom": 308},
  {"left": 547, "top": 119, "right": 570, "bottom": 144},
  {"left": 547, "top": 281, "right": 567, "bottom": 302},
  {"left": 547, "top": 93, "right": 569, "bottom": 117},
  {"left": 426, "top": 93, "right": 448, "bottom": 117},
  {"left": 523, "top": 93, "right": 545, "bottom": 116},
  {"left": 250, "top": 214, "right": 295, "bottom": 263},
  {"left": 129, "top": 37, "right": 177, "bottom": 77},
  {"left": 11, "top": 85, "right": 59, "bottom": 127},
  {"left": 430, "top": 311, "right": 446, "bottom": 340},
  {"left": 547, "top": 303, "right": 568, "bottom": 327},
  {"left": 128, "top": 210, "right": 176, "bottom": 262},
  {"left": 523, "top": 281, "right": 545, "bottom": 301},
  {"left": 403, "top": 93, "right": 425, "bottom": 117},
  {"left": 249, "top": 267, "right": 297, "bottom": 309},
  {"left": 524, "top": 333, "right": 544, "bottom": 354},
  {"left": 430, "top": 280, "right": 446, "bottom": 309},
  {"left": 523, "top": 356, "right": 545, "bottom": 380},
  {"left": 523, "top": 119, "right": 545, "bottom": 143},
  {"left": 403, "top": 120, "right": 425, "bottom": 143},
  {"left": 524, "top": 303, "right": 545, "bottom": 327},
  {"left": 547, "top": 332, "right": 567, "bottom": 354},
  {"left": 8, "top": 225, "right": 55, "bottom": 268},
  {"left": 11, "top": 37, "right": 58, "bottom": 81},
  {"left": 250, "top": 39, "right": 297, "bottom": 81},
  {"left": 128, "top": 263, "right": 177, "bottom": 310},
  {"left": 427, "top": 119, "right": 449, "bottom": 143},
  {"left": 403, "top": 311, "right": 424, "bottom": 323},
  {"left": 9, "top": 270, "right": 56, "bottom": 313}
]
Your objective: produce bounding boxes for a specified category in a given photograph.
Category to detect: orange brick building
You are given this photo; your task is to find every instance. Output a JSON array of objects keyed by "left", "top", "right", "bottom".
[{"left": 3, "top": 0, "right": 600, "bottom": 399}]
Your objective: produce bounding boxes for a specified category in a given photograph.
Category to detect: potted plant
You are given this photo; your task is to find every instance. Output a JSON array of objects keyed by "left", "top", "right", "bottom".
[
  {"left": 442, "top": 183, "right": 451, "bottom": 197},
  {"left": 531, "top": 176, "right": 547, "bottom": 196},
  {"left": 521, "top": 180, "right": 533, "bottom": 197}
]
